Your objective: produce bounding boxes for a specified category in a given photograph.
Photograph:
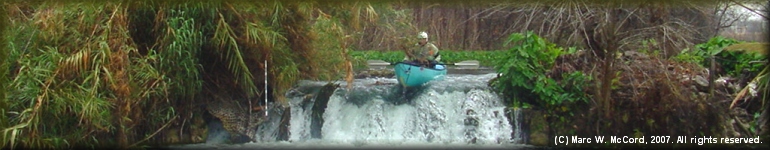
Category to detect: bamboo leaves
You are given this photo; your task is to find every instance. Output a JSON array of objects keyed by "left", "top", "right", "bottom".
[
  {"left": 3, "top": 1, "right": 406, "bottom": 147},
  {"left": 213, "top": 12, "right": 260, "bottom": 98},
  {"left": 159, "top": 7, "right": 204, "bottom": 100},
  {"left": 3, "top": 3, "right": 142, "bottom": 148},
  {"left": 245, "top": 22, "right": 286, "bottom": 51}
]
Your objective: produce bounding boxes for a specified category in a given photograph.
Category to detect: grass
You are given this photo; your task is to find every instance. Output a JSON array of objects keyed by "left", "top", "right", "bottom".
[{"left": 725, "top": 42, "right": 769, "bottom": 55}]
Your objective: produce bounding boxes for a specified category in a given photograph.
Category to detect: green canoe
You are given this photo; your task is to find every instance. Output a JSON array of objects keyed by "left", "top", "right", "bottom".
[{"left": 394, "top": 62, "right": 447, "bottom": 87}]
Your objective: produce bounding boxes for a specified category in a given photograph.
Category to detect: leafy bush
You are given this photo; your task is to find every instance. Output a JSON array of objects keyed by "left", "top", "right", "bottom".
[
  {"left": 673, "top": 36, "right": 737, "bottom": 65},
  {"left": 717, "top": 51, "right": 766, "bottom": 77},
  {"left": 489, "top": 31, "right": 591, "bottom": 108},
  {"left": 673, "top": 36, "right": 766, "bottom": 77}
]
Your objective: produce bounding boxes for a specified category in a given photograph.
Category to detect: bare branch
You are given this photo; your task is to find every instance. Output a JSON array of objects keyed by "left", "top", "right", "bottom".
[{"left": 731, "top": 0, "right": 770, "bottom": 20}]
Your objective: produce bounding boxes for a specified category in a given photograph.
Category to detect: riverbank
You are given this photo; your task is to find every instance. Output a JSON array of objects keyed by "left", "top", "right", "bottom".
[{"left": 509, "top": 46, "right": 768, "bottom": 148}]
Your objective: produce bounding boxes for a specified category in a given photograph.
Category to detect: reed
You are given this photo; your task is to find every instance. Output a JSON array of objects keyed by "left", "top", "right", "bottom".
[{"left": 3, "top": 1, "right": 364, "bottom": 147}]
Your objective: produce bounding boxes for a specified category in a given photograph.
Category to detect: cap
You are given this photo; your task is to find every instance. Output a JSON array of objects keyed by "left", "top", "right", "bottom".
[{"left": 418, "top": 32, "right": 428, "bottom": 39}]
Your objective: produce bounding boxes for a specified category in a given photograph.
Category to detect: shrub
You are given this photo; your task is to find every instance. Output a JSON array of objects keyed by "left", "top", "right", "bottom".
[
  {"left": 673, "top": 36, "right": 765, "bottom": 77},
  {"left": 489, "top": 31, "right": 591, "bottom": 108}
]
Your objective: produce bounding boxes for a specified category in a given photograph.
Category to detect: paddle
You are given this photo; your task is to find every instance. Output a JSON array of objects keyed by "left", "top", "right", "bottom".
[
  {"left": 451, "top": 60, "right": 480, "bottom": 69},
  {"left": 366, "top": 60, "right": 480, "bottom": 69}
]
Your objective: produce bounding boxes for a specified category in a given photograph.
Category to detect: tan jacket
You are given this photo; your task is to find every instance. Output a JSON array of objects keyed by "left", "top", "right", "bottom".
[{"left": 404, "top": 43, "right": 441, "bottom": 62}]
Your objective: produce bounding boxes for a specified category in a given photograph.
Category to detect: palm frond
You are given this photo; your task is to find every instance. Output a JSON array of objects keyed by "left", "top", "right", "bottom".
[
  {"left": 212, "top": 12, "right": 260, "bottom": 98},
  {"left": 245, "top": 22, "right": 287, "bottom": 49}
]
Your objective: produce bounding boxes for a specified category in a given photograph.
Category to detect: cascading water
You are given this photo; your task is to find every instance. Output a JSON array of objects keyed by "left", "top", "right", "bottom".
[
  {"left": 510, "top": 108, "right": 526, "bottom": 144},
  {"left": 173, "top": 73, "right": 533, "bottom": 149}
]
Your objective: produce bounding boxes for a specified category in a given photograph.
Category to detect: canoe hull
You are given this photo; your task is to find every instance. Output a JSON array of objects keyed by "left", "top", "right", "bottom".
[{"left": 394, "top": 62, "right": 447, "bottom": 87}]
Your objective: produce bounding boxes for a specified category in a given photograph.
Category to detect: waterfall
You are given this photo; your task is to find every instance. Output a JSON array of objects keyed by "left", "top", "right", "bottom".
[{"left": 175, "top": 73, "right": 533, "bottom": 149}]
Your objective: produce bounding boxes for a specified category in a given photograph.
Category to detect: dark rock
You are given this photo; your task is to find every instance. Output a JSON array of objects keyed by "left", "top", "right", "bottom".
[
  {"left": 277, "top": 106, "right": 291, "bottom": 141},
  {"left": 522, "top": 108, "right": 547, "bottom": 146},
  {"left": 370, "top": 69, "right": 395, "bottom": 78},
  {"left": 529, "top": 132, "right": 548, "bottom": 146},
  {"left": 310, "top": 82, "right": 340, "bottom": 139},
  {"left": 506, "top": 108, "right": 530, "bottom": 144},
  {"left": 300, "top": 94, "right": 315, "bottom": 111},
  {"left": 206, "top": 99, "right": 268, "bottom": 143},
  {"left": 355, "top": 69, "right": 395, "bottom": 79},
  {"left": 355, "top": 71, "right": 370, "bottom": 79}
]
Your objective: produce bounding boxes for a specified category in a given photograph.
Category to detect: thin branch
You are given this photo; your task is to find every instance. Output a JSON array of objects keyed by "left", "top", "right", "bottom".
[
  {"left": 731, "top": 0, "right": 770, "bottom": 20},
  {"left": 128, "top": 115, "right": 179, "bottom": 148}
]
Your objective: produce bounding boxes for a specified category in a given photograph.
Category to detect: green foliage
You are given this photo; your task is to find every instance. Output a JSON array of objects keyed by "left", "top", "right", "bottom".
[
  {"left": 0, "top": 15, "right": 8, "bottom": 150},
  {"left": 672, "top": 48, "right": 701, "bottom": 65},
  {"left": 639, "top": 38, "right": 661, "bottom": 57},
  {"left": 310, "top": 12, "right": 354, "bottom": 81},
  {"left": 0, "top": 1, "right": 382, "bottom": 148},
  {"left": 349, "top": 50, "right": 504, "bottom": 68},
  {"left": 1, "top": 3, "right": 210, "bottom": 148},
  {"left": 673, "top": 36, "right": 739, "bottom": 64},
  {"left": 673, "top": 36, "right": 765, "bottom": 77},
  {"left": 561, "top": 71, "right": 592, "bottom": 103},
  {"left": 489, "top": 31, "right": 591, "bottom": 108},
  {"left": 2, "top": 3, "right": 126, "bottom": 148},
  {"left": 750, "top": 112, "right": 760, "bottom": 133},
  {"left": 349, "top": 50, "right": 404, "bottom": 67},
  {"left": 212, "top": 12, "right": 261, "bottom": 98},
  {"left": 715, "top": 51, "right": 766, "bottom": 77},
  {"left": 158, "top": 6, "right": 204, "bottom": 101}
]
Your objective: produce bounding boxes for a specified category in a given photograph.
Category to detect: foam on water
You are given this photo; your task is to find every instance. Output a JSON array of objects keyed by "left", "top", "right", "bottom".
[{"left": 172, "top": 73, "right": 532, "bottom": 149}]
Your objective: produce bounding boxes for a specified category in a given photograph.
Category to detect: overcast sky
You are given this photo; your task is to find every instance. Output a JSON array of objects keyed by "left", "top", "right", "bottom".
[{"left": 732, "top": 3, "right": 767, "bottom": 21}]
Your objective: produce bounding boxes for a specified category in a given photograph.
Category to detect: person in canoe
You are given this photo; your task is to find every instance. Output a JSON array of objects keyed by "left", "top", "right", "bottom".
[{"left": 403, "top": 31, "right": 442, "bottom": 69}]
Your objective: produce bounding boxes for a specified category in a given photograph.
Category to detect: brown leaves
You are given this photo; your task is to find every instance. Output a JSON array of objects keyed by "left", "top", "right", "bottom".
[
  {"left": 552, "top": 50, "right": 729, "bottom": 137},
  {"left": 58, "top": 50, "right": 91, "bottom": 80},
  {"left": 32, "top": 7, "right": 64, "bottom": 42}
]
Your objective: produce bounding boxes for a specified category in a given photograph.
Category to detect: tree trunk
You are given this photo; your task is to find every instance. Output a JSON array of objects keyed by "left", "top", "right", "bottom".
[{"left": 600, "top": 52, "right": 615, "bottom": 119}]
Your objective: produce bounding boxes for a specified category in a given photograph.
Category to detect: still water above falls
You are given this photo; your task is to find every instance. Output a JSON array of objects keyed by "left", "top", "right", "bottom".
[{"left": 172, "top": 73, "right": 536, "bottom": 149}]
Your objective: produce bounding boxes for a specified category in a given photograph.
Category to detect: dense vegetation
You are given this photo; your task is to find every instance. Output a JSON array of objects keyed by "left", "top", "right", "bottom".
[
  {"left": 1, "top": 0, "right": 768, "bottom": 149},
  {"left": 1, "top": 1, "right": 364, "bottom": 148},
  {"left": 489, "top": 31, "right": 591, "bottom": 109},
  {"left": 487, "top": 30, "right": 768, "bottom": 148},
  {"left": 675, "top": 37, "right": 767, "bottom": 77}
]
